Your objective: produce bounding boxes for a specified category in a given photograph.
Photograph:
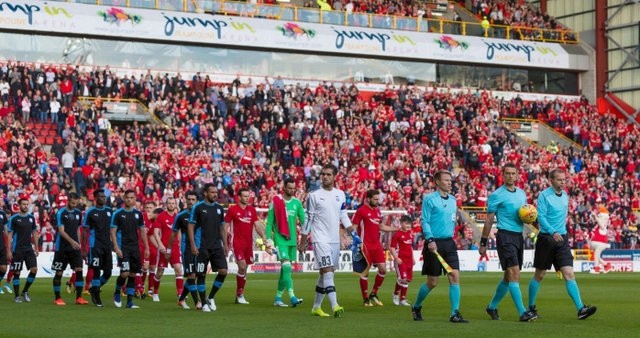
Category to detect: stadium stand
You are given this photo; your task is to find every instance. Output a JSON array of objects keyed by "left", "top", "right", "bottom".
[{"left": 0, "top": 58, "right": 638, "bottom": 251}]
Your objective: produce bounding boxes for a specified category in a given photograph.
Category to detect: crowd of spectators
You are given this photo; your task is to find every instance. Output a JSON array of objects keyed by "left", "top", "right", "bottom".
[
  {"left": 0, "top": 60, "right": 638, "bottom": 252},
  {"left": 305, "top": 0, "right": 437, "bottom": 19},
  {"left": 471, "top": 0, "right": 576, "bottom": 41}
]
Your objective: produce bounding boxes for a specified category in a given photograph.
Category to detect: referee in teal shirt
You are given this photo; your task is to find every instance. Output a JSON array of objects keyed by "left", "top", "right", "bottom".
[
  {"left": 528, "top": 169, "right": 596, "bottom": 320},
  {"left": 411, "top": 170, "right": 468, "bottom": 323}
]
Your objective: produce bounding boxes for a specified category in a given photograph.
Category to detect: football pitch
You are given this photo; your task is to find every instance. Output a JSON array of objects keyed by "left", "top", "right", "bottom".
[{"left": 0, "top": 272, "right": 637, "bottom": 337}]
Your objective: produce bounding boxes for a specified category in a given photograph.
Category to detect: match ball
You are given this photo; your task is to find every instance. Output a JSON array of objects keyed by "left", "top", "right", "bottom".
[{"left": 518, "top": 204, "right": 538, "bottom": 224}]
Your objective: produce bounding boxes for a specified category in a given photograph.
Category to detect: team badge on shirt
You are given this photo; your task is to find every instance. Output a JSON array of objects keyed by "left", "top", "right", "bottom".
[{"left": 135, "top": 213, "right": 139, "bottom": 219}]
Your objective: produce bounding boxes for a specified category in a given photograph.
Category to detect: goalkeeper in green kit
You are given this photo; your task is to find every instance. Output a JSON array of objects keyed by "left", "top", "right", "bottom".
[{"left": 265, "top": 178, "right": 306, "bottom": 307}]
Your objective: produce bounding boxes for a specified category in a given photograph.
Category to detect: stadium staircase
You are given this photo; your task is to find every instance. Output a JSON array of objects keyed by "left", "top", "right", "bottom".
[{"left": 27, "top": 121, "right": 60, "bottom": 147}]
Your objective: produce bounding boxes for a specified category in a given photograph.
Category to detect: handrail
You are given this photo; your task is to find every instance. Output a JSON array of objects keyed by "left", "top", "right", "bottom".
[{"left": 57, "top": 0, "right": 578, "bottom": 44}]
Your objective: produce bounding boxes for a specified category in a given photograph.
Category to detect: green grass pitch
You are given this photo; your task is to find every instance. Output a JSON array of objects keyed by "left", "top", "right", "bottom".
[{"left": 0, "top": 272, "right": 637, "bottom": 337}]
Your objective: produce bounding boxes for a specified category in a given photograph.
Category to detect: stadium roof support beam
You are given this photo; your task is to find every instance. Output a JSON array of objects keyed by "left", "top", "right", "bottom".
[
  {"left": 602, "top": 0, "right": 640, "bottom": 121},
  {"left": 595, "top": 0, "right": 608, "bottom": 100},
  {"left": 604, "top": 94, "right": 640, "bottom": 127}
]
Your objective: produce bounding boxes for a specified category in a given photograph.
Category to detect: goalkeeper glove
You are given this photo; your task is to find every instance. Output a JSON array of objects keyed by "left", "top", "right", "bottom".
[{"left": 350, "top": 231, "right": 362, "bottom": 247}]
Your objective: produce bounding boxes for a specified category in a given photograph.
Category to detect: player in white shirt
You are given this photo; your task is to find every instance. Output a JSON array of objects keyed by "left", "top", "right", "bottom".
[{"left": 300, "top": 164, "right": 361, "bottom": 318}]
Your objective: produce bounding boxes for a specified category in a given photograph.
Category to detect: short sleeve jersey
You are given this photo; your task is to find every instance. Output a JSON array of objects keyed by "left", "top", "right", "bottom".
[
  {"left": 225, "top": 204, "right": 257, "bottom": 248},
  {"left": 111, "top": 208, "right": 145, "bottom": 249},
  {"left": 189, "top": 201, "right": 225, "bottom": 250},
  {"left": 172, "top": 209, "right": 191, "bottom": 252},
  {"left": 83, "top": 206, "right": 113, "bottom": 249},
  {"left": 8, "top": 213, "right": 37, "bottom": 252},
  {"left": 352, "top": 204, "right": 383, "bottom": 249},
  {"left": 55, "top": 207, "right": 83, "bottom": 251}
]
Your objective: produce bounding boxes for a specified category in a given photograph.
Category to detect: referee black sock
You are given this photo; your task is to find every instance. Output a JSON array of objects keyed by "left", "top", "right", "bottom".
[
  {"left": 208, "top": 273, "right": 226, "bottom": 300},
  {"left": 23, "top": 272, "right": 36, "bottom": 293},
  {"left": 53, "top": 274, "right": 62, "bottom": 299}
]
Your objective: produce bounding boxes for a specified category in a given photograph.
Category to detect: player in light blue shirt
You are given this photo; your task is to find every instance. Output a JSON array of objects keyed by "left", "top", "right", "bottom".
[
  {"left": 412, "top": 170, "right": 467, "bottom": 323},
  {"left": 480, "top": 163, "right": 537, "bottom": 322},
  {"left": 528, "top": 169, "right": 596, "bottom": 320}
]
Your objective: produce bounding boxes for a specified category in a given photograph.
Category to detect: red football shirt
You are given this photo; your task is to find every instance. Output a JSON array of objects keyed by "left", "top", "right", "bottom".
[
  {"left": 352, "top": 204, "right": 382, "bottom": 249},
  {"left": 155, "top": 210, "right": 178, "bottom": 250},
  {"left": 390, "top": 229, "right": 414, "bottom": 262},
  {"left": 225, "top": 204, "right": 257, "bottom": 247}
]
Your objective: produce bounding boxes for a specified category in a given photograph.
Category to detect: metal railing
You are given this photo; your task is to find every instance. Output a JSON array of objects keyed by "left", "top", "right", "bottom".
[{"left": 57, "top": 0, "right": 578, "bottom": 44}]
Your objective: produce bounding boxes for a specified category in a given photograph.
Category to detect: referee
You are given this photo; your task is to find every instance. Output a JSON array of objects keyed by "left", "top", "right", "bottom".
[
  {"left": 479, "top": 164, "right": 537, "bottom": 321},
  {"left": 528, "top": 169, "right": 596, "bottom": 320},
  {"left": 412, "top": 170, "right": 467, "bottom": 323}
]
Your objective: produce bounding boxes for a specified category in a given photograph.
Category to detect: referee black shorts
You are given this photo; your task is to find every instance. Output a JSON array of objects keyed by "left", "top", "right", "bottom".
[
  {"left": 533, "top": 234, "right": 573, "bottom": 271},
  {"left": 496, "top": 229, "right": 524, "bottom": 270},
  {"left": 422, "top": 238, "right": 459, "bottom": 277}
]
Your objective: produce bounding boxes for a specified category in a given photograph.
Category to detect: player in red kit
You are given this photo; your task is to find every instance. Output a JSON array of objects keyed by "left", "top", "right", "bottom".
[
  {"left": 138, "top": 202, "right": 161, "bottom": 298},
  {"left": 151, "top": 197, "right": 183, "bottom": 301},
  {"left": 390, "top": 215, "right": 415, "bottom": 306},
  {"left": 352, "top": 189, "right": 396, "bottom": 307},
  {"left": 225, "top": 188, "right": 266, "bottom": 304}
]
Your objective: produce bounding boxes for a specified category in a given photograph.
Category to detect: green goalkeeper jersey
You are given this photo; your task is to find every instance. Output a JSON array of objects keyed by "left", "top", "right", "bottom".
[{"left": 265, "top": 197, "right": 305, "bottom": 246}]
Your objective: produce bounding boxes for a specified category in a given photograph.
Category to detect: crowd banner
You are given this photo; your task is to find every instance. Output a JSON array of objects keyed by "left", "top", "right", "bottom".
[{"left": 0, "top": 1, "right": 580, "bottom": 70}]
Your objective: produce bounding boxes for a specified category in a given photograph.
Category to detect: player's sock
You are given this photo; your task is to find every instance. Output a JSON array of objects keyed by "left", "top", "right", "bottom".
[
  {"left": 126, "top": 276, "right": 135, "bottom": 304},
  {"left": 7, "top": 269, "right": 14, "bottom": 283},
  {"left": 508, "top": 282, "right": 526, "bottom": 315},
  {"left": 313, "top": 274, "right": 325, "bottom": 309},
  {"left": 400, "top": 283, "right": 408, "bottom": 300},
  {"left": 449, "top": 284, "right": 461, "bottom": 316},
  {"left": 153, "top": 275, "right": 161, "bottom": 294},
  {"left": 179, "top": 280, "right": 190, "bottom": 301},
  {"left": 175, "top": 275, "right": 184, "bottom": 297},
  {"left": 136, "top": 270, "right": 147, "bottom": 294},
  {"left": 187, "top": 278, "right": 199, "bottom": 303},
  {"left": 413, "top": 283, "right": 431, "bottom": 308},
  {"left": 281, "top": 261, "right": 293, "bottom": 292},
  {"left": 53, "top": 274, "right": 62, "bottom": 299},
  {"left": 528, "top": 279, "right": 541, "bottom": 308},
  {"left": 372, "top": 272, "right": 385, "bottom": 294},
  {"left": 359, "top": 276, "right": 369, "bottom": 300},
  {"left": 394, "top": 281, "right": 401, "bottom": 295},
  {"left": 75, "top": 271, "right": 84, "bottom": 299},
  {"left": 236, "top": 274, "right": 246, "bottom": 297},
  {"left": 196, "top": 275, "right": 206, "bottom": 303},
  {"left": 115, "top": 276, "right": 126, "bottom": 294},
  {"left": 23, "top": 272, "right": 36, "bottom": 292},
  {"left": 323, "top": 272, "right": 338, "bottom": 308},
  {"left": 100, "top": 269, "right": 111, "bottom": 286},
  {"left": 13, "top": 277, "right": 20, "bottom": 295},
  {"left": 565, "top": 279, "right": 584, "bottom": 310},
  {"left": 209, "top": 274, "right": 226, "bottom": 299},
  {"left": 69, "top": 272, "right": 77, "bottom": 285},
  {"left": 84, "top": 269, "right": 93, "bottom": 291},
  {"left": 488, "top": 280, "right": 508, "bottom": 309},
  {"left": 148, "top": 272, "right": 155, "bottom": 293}
]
